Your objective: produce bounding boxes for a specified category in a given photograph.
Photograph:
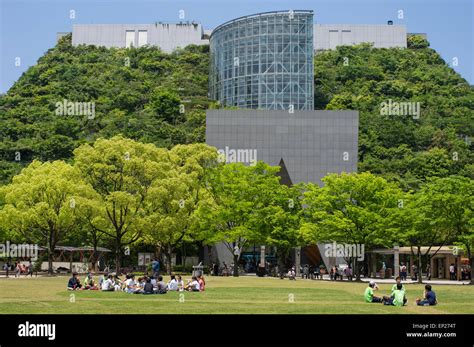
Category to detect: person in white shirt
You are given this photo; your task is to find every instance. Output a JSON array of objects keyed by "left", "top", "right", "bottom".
[
  {"left": 186, "top": 276, "right": 200, "bottom": 292},
  {"left": 288, "top": 268, "right": 296, "bottom": 280},
  {"left": 449, "top": 264, "right": 456, "bottom": 280},
  {"left": 101, "top": 275, "right": 115, "bottom": 291},
  {"left": 167, "top": 275, "right": 179, "bottom": 291},
  {"left": 124, "top": 274, "right": 138, "bottom": 294},
  {"left": 177, "top": 275, "right": 185, "bottom": 291}
]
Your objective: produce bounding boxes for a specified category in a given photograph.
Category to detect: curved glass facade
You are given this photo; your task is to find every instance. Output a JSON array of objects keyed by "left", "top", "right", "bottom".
[{"left": 209, "top": 10, "right": 314, "bottom": 110}]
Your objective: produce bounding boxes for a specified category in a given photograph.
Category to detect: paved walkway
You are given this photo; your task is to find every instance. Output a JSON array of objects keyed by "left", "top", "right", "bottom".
[
  {"left": 358, "top": 277, "right": 471, "bottom": 285},
  {"left": 244, "top": 273, "right": 472, "bottom": 285}
]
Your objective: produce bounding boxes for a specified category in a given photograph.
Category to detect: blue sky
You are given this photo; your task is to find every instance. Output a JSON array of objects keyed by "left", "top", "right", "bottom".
[{"left": 0, "top": 0, "right": 472, "bottom": 93}]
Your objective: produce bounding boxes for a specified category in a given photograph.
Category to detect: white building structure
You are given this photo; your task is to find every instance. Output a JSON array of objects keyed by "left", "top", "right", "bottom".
[
  {"left": 71, "top": 22, "right": 210, "bottom": 52},
  {"left": 69, "top": 21, "right": 409, "bottom": 53}
]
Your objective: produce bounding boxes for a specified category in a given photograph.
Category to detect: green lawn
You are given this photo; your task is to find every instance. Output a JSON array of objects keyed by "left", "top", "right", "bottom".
[{"left": 0, "top": 276, "right": 473, "bottom": 314}]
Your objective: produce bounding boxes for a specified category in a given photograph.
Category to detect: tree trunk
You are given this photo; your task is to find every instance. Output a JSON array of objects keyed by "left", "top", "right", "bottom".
[
  {"left": 91, "top": 250, "right": 98, "bottom": 272},
  {"left": 470, "top": 256, "right": 474, "bottom": 285},
  {"left": 355, "top": 260, "right": 361, "bottom": 281},
  {"left": 47, "top": 249, "right": 54, "bottom": 275},
  {"left": 115, "top": 240, "right": 121, "bottom": 274},
  {"left": 48, "top": 231, "right": 54, "bottom": 275},
  {"left": 166, "top": 247, "right": 173, "bottom": 275},
  {"left": 417, "top": 247, "right": 423, "bottom": 284},
  {"left": 91, "top": 239, "right": 99, "bottom": 272},
  {"left": 182, "top": 244, "right": 187, "bottom": 271},
  {"left": 233, "top": 253, "right": 239, "bottom": 277},
  {"left": 277, "top": 248, "right": 287, "bottom": 278}
]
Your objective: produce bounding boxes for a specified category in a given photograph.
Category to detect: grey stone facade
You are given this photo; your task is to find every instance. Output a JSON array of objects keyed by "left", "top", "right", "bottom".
[{"left": 206, "top": 109, "right": 359, "bottom": 185}]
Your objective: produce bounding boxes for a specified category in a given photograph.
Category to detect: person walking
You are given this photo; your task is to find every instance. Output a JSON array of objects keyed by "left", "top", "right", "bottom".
[
  {"left": 412, "top": 264, "right": 418, "bottom": 281},
  {"left": 15, "top": 262, "right": 21, "bottom": 278},
  {"left": 449, "top": 264, "right": 456, "bottom": 281},
  {"left": 27, "top": 260, "right": 34, "bottom": 277},
  {"left": 425, "top": 264, "right": 431, "bottom": 281},
  {"left": 345, "top": 265, "right": 353, "bottom": 281},
  {"left": 400, "top": 263, "right": 407, "bottom": 281},
  {"left": 151, "top": 259, "right": 160, "bottom": 278}
]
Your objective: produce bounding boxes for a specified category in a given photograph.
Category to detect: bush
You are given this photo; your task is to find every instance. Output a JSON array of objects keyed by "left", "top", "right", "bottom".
[{"left": 407, "top": 35, "right": 429, "bottom": 49}]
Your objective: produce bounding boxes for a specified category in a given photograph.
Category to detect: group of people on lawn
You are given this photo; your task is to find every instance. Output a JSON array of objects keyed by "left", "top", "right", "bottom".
[
  {"left": 365, "top": 276, "right": 437, "bottom": 307},
  {"left": 67, "top": 272, "right": 206, "bottom": 293}
]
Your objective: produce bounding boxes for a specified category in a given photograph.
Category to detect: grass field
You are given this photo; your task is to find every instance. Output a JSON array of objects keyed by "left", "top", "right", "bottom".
[{"left": 0, "top": 276, "right": 473, "bottom": 314}]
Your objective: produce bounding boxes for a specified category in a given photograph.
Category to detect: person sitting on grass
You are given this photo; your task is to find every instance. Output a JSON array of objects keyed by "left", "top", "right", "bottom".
[
  {"left": 143, "top": 277, "right": 154, "bottom": 294},
  {"left": 155, "top": 275, "right": 167, "bottom": 294},
  {"left": 177, "top": 275, "right": 185, "bottom": 291},
  {"left": 185, "top": 276, "right": 201, "bottom": 292},
  {"left": 364, "top": 281, "right": 383, "bottom": 303},
  {"left": 67, "top": 272, "right": 82, "bottom": 290},
  {"left": 101, "top": 274, "right": 116, "bottom": 292},
  {"left": 391, "top": 276, "right": 406, "bottom": 296},
  {"left": 198, "top": 275, "right": 206, "bottom": 291},
  {"left": 167, "top": 275, "right": 179, "bottom": 291},
  {"left": 83, "top": 272, "right": 98, "bottom": 290},
  {"left": 416, "top": 284, "right": 437, "bottom": 306},
  {"left": 384, "top": 283, "right": 407, "bottom": 307},
  {"left": 135, "top": 276, "right": 146, "bottom": 293},
  {"left": 112, "top": 273, "right": 124, "bottom": 290},
  {"left": 287, "top": 267, "right": 296, "bottom": 280},
  {"left": 99, "top": 272, "right": 108, "bottom": 288},
  {"left": 124, "top": 274, "right": 139, "bottom": 294}
]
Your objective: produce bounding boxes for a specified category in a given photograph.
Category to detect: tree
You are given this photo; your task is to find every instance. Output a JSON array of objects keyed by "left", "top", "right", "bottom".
[
  {"left": 390, "top": 176, "right": 473, "bottom": 283},
  {"left": 73, "top": 135, "right": 169, "bottom": 272},
  {"left": 0, "top": 160, "right": 96, "bottom": 274},
  {"left": 146, "top": 88, "right": 182, "bottom": 123},
  {"left": 197, "top": 161, "right": 282, "bottom": 277},
  {"left": 251, "top": 183, "right": 305, "bottom": 276},
  {"left": 389, "top": 191, "right": 436, "bottom": 284},
  {"left": 407, "top": 34, "right": 430, "bottom": 49},
  {"left": 142, "top": 143, "right": 217, "bottom": 274},
  {"left": 420, "top": 177, "right": 473, "bottom": 283},
  {"left": 301, "top": 172, "right": 402, "bottom": 280},
  {"left": 70, "top": 196, "right": 108, "bottom": 272}
]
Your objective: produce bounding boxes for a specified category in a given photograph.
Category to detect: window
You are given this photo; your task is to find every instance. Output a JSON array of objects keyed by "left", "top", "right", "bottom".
[
  {"left": 138, "top": 30, "right": 148, "bottom": 47},
  {"left": 125, "top": 30, "right": 135, "bottom": 48}
]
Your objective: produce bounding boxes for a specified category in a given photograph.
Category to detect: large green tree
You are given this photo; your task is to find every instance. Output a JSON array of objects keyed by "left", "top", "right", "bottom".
[
  {"left": 391, "top": 176, "right": 474, "bottom": 283},
  {"left": 301, "top": 172, "right": 402, "bottom": 280},
  {"left": 250, "top": 183, "right": 305, "bottom": 275},
  {"left": 0, "top": 160, "right": 97, "bottom": 274},
  {"left": 73, "top": 135, "right": 170, "bottom": 272},
  {"left": 197, "top": 162, "right": 283, "bottom": 276},
  {"left": 142, "top": 143, "right": 217, "bottom": 274}
]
